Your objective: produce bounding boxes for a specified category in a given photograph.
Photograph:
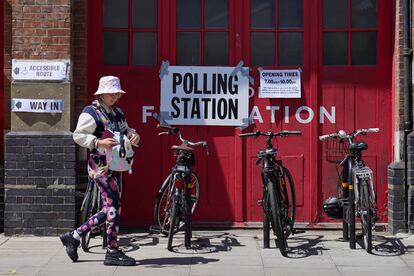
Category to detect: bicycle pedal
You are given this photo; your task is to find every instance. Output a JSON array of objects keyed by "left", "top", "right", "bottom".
[{"left": 257, "top": 199, "right": 263, "bottom": 206}]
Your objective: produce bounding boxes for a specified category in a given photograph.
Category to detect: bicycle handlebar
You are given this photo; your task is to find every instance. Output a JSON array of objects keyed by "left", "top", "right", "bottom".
[
  {"left": 239, "top": 130, "right": 302, "bottom": 138},
  {"left": 319, "top": 128, "right": 379, "bottom": 141},
  {"left": 157, "top": 124, "right": 208, "bottom": 149}
]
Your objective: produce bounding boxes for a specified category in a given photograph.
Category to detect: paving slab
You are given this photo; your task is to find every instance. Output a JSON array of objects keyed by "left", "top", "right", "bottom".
[{"left": 0, "top": 229, "right": 413, "bottom": 276}]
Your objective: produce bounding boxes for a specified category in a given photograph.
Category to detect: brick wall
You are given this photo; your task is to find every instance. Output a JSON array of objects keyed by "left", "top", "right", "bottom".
[{"left": 4, "top": 132, "right": 76, "bottom": 235}]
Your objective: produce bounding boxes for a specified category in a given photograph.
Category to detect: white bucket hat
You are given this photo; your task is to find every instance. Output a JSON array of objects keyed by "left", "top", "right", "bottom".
[{"left": 94, "top": 76, "right": 126, "bottom": 95}]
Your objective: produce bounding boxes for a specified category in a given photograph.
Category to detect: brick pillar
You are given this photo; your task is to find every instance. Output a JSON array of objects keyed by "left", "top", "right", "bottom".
[
  {"left": 3, "top": 1, "right": 77, "bottom": 236},
  {"left": 388, "top": 161, "right": 406, "bottom": 234},
  {"left": 408, "top": 132, "right": 414, "bottom": 233},
  {"left": 0, "top": 161, "right": 4, "bottom": 232}
]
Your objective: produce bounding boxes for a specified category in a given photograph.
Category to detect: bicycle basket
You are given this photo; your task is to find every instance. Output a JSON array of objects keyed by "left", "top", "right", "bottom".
[{"left": 324, "top": 139, "right": 349, "bottom": 164}]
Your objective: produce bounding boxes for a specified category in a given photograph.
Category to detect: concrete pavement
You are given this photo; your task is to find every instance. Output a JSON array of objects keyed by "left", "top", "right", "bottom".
[{"left": 0, "top": 229, "right": 413, "bottom": 276}]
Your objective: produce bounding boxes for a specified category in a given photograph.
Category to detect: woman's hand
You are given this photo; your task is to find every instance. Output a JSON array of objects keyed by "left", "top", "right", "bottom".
[
  {"left": 128, "top": 132, "right": 140, "bottom": 145},
  {"left": 96, "top": 138, "right": 118, "bottom": 149}
]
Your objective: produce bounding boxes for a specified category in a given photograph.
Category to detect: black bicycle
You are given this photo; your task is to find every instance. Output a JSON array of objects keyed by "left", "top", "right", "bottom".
[
  {"left": 320, "top": 128, "right": 378, "bottom": 253},
  {"left": 154, "top": 124, "right": 207, "bottom": 251},
  {"left": 240, "top": 130, "right": 301, "bottom": 256}
]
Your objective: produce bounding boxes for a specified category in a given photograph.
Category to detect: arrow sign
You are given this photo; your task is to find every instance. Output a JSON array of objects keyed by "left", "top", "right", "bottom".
[{"left": 11, "top": 99, "right": 64, "bottom": 113}]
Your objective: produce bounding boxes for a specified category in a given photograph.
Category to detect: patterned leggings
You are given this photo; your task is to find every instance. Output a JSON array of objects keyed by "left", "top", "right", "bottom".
[{"left": 76, "top": 152, "right": 121, "bottom": 249}]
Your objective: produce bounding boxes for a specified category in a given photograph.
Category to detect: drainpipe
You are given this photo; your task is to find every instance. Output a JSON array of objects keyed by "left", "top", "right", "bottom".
[{"left": 403, "top": 0, "right": 413, "bottom": 231}]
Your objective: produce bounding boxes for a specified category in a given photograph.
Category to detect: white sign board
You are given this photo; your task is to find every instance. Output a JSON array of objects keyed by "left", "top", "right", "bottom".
[
  {"left": 160, "top": 66, "right": 249, "bottom": 126},
  {"left": 12, "top": 59, "right": 70, "bottom": 82},
  {"left": 259, "top": 69, "right": 301, "bottom": 98},
  {"left": 11, "top": 99, "right": 64, "bottom": 113}
]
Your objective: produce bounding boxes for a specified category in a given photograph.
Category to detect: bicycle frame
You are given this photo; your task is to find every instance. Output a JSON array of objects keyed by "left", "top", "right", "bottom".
[
  {"left": 339, "top": 139, "right": 377, "bottom": 223},
  {"left": 259, "top": 138, "right": 284, "bottom": 215}
]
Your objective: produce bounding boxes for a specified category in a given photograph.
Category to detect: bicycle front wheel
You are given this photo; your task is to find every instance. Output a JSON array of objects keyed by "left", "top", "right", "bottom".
[
  {"left": 279, "top": 166, "right": 296, "bottom": 238},
  {"left": 268, "top": 181, "right": 287, "bottom": 256},
  {"left": 154, "top": 172, "right": 200, "bottom": 235},
  {"left": 80, "top": 184, "right": 99, "bottom": 252},
  {"left": 183, "top": 190, "right": 192, "bottom": 249},
  {"left": 167, "top": 198, "right": 179, "bottom": 251},
  {"left": 360, "top": 181, "right": 372, "bottom": 253}
]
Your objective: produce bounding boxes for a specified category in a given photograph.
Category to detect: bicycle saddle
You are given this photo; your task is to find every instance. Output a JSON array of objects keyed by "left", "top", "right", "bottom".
[
  {"left": 349, "top": 142, "right": 368, "bottom": 151},
  {"left": 172, "top": 144, "right": 194, "bottom": 151}
]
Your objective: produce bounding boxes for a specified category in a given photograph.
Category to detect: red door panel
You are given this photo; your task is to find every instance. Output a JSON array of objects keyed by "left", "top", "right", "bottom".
[{"left": 87, "top": 0, "right": 393, "bottom": 226}]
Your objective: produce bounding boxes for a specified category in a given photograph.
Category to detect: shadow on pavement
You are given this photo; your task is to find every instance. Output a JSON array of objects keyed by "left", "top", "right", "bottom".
[
  {"left": 285, "top": 235, "right": 329, "bottom": 259},
  {"left": 137, "top": 256, "right": 219, "bottom": 268},
  {"left": 169, "top": 232, "right": 244, "bottom": 254},
  {"left": 368, "top": 235, "right": 414, "bottom": 256}
]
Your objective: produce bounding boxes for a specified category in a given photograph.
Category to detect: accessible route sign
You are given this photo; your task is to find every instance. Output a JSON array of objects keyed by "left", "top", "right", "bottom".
[
  {"left": 160, "top": 66, "right": 249, "bottom": 126},
  {"left": 12, "top": 59, "right": 70, "bottom": 82}
]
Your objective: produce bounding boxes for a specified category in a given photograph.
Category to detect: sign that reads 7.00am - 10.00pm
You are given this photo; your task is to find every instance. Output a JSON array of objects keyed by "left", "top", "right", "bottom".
[
  {"left": 160, "top": 66, "right": 249, "bottom": 126},
  {"left": 259, "top": 69, "right": 301, "bottom": 98}
]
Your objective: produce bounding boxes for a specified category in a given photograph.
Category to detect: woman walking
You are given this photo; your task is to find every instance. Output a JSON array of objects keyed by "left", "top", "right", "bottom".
[{"left": 60, "top": 76, "right": 139, "bottom": 266}]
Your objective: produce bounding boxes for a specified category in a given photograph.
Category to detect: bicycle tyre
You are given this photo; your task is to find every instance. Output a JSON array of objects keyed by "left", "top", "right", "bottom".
[
  {"left": 349, "top": 189, "right": 356, "bottom": 249},
  {"left": 279, "top": 166, "right": 296, "bottom": 238},
  {"left": 183, "top": 190, "right": 192, "bottom": 249},
  {"left": 154, "top": 172, "right": 200, "bottom": 235},
  {"left": 268, "top": 181, "right": 287, "bottom": 256},
  {"left": 263, "top": 210, "right": 270, "bottom": 249},
  {"left": 361, "top": 181, "right": 372, "bottom": 253},
  {"left": 80, "top": 185, "right": 97, "bottom": 252},
  {"left": 167, "top": 198, "right": 179, "bottom": 251}
]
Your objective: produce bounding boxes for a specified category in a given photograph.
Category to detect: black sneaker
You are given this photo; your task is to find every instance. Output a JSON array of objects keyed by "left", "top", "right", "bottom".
[
  {"left": 104, "top": 248, "right": 136, "bottom": 266},
  {"left": 59, "top": 231, "right": 80, "bottom": 262}
]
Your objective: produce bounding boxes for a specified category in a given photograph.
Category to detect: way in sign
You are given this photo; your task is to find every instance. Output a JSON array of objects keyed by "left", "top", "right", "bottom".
[{"left": 30, "top": 101, "right": 61, "bottom": 111}]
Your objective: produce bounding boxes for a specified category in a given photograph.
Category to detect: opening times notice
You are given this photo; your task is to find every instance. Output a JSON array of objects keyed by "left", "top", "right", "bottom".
[{"left": 259, "top": 69, "right": 301, "bottom": 98}]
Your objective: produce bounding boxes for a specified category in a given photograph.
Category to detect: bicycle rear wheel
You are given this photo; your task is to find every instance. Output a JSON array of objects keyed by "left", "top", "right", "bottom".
[
  {"left": 154, "top": 172, "right": 200, "bottom": 235},
  {"left": 268, "top": 181, "right": 287, "bottom": 256},
  {"left": 349, "top": 190, "right": 356, "bottom": 250},
  {"left": 360, "top": 181, "right": 372, "bottom": 253},
  {"left": 167, "top": 197, "right": 179, "bottom": 251}
]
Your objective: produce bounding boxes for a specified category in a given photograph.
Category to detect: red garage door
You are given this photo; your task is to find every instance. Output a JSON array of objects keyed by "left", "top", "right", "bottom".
[{"left": 88, "top": 0, "right": 392, "bottom": 227}]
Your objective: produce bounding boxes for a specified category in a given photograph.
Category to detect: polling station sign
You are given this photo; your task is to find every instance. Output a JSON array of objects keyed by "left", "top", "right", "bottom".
[
  {"left": 11, "top": 98, "right": 64, "bottom": 113},
  {"left": 160, "top": 66, "right": 249, "bottom": 126},
  {"left": 259, "top": 69, "right": 301, "bottom": 98}
]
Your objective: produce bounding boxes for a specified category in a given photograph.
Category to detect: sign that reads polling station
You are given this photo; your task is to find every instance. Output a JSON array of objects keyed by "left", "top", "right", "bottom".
[{"left": 160, "top": 66, "right": 249, "bottom": 126}]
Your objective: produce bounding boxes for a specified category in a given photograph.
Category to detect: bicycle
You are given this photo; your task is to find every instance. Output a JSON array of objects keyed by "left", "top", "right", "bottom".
[
  {"left": 240, "top": 130, "right": 301, "bottom": 256},
  {"left": 320, "top": 128, "right": 379, "bottom": 253},
  {"left": 154, "top": 124, "right": 207, "bottom": 251}
]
